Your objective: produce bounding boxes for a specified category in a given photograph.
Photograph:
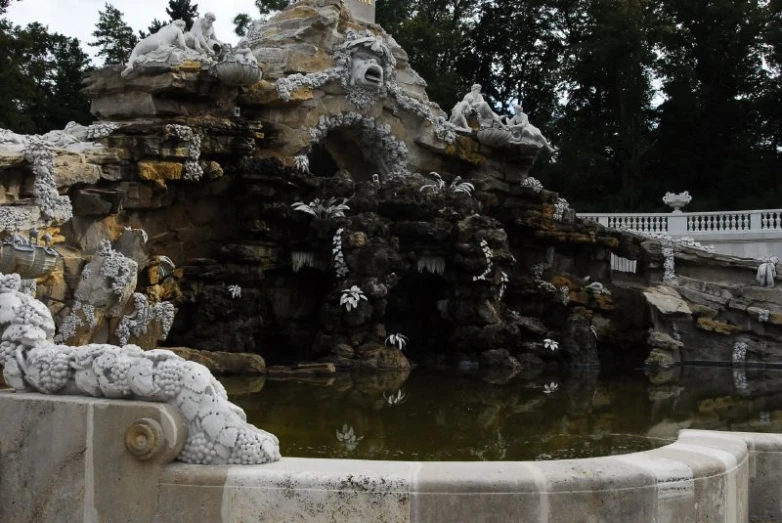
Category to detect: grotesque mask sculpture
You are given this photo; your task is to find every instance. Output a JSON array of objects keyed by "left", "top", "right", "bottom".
[{"left": 350, "top": 48, "right": 385, "bottom": 90}]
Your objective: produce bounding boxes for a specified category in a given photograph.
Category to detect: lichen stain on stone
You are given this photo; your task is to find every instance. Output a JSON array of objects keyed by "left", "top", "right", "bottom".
[
  {"left": 137, "top": 161, "right": 184, "bottom": 188},
  {"left": 696, "top": 317, "right": 742, "bottom": 335},
  {"left": 444, "top": 137, "right": 485, "bottom": 165},
  {"left": 242, "top": 81, "right": 313, "bottom": 106},
  {"left": 173, "top": 60, "right": 204, "bottom": 73},
  {"left": 274, "top": 5, "right": 320, "bottom": 22},
  {"left": 287, "top": 50, "right": 335, "bottom": 73}
]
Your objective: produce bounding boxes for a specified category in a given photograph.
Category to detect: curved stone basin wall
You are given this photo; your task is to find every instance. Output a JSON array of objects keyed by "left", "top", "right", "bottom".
[{"left": 2, "top": 392, "right": 781, "bottom": 522}]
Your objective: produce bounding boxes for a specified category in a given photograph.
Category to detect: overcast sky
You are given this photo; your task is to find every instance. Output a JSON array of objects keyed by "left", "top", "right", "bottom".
[{"left": 6, "top": 0, "right": 260, "bottom": 62}]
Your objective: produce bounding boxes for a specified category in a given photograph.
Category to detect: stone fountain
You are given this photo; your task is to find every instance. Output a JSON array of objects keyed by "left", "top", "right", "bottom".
[{"left": 1, "top": 1, "right": 782, "bottom": 522}]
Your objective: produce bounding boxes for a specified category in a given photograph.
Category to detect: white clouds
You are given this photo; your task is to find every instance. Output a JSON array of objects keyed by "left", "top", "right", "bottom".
[{"left": 6, "top": 0, "right": 259, "bottom": 62}]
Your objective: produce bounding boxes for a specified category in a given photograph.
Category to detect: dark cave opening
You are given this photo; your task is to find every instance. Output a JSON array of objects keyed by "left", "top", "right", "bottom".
[{"left": 386, "top": 271, "right": 451, "bottom": 359}]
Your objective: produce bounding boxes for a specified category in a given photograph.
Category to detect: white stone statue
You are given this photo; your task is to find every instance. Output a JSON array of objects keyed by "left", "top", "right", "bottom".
[
  {"left": 0, "top": 273, "right": 280, "bottom": 465},
  {"left": 224, "top": 40, "right": 258, "bottom": 66},
  {"left": 349, "top": 48, "right": 384, "bottom": 90},
  {"left": 506, "top": 103, "right": 554, "bottom": 153},
  {"left": 449, "top": 84, "right": 503, "bottom": 130},
  {"left": 186, "top": 12, "right": 222, "bottom": 57},
  {"left": 121, "top": 20, "right": 188, "bottom": 78}
]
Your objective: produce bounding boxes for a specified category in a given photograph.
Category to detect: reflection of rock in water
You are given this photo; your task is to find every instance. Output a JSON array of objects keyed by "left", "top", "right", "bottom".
[
  {"left": 564, "top": 370, "right": 599, "bottom": 416},
  {"left": 225, "top": 365, "right": 782, "bottom": 461},
  {"left": 220, "top": 376, "right": 266, "bottom": 396}
]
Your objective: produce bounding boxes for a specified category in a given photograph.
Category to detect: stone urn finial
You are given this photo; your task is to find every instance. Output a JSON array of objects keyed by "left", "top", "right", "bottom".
[{"left": 663, "top": 191, "right": 692, "bottom": 213}]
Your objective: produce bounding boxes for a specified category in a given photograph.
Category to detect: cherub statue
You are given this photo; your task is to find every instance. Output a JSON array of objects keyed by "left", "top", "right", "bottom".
[
  {"left": 506, "top": 103, "right": 554, "bottom": 153},
  {"left": 232, "top": 40, "right": 258, "bottom": 66},
  {"left": 186, "top": 12, "right": 222, "bottom": 56},
  {"left": 121, "top": 20, "right": 188, "bottom": 78}
]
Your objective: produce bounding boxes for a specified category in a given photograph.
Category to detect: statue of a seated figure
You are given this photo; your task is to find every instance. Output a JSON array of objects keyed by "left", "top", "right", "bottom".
[
  {"left": 506, "top": 103, "right": 554, "bottom": 153},
  {"left": 186, "top": 12, "right": 222, "bottom": 56},
  {"left": 449, "top": 84, "right": 504, "bottom": 130}
]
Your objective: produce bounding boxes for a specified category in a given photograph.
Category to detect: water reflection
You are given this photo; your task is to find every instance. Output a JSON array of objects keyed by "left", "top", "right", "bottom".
[{"left": 226, "top": 365, "right": 782, "bottom": 462}]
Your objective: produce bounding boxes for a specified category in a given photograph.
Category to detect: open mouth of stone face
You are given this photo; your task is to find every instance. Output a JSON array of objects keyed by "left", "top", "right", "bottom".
[{"left": 364, "top": 65, "right": 383, "bottom": 86}]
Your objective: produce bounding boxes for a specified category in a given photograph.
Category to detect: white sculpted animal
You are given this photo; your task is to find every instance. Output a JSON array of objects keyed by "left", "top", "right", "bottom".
[
  {"left": 121, "top": 20, "right": 188, "bottom": 78},
  {"left": 0, "top": 273, "right": 280, "bottom": 465},
  {"left": 186, "top": 12, "right": 222, "bottom": 56}
]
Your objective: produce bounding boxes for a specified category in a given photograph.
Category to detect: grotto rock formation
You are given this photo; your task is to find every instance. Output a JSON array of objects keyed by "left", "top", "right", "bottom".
[{"left": 2, "top": 0, "right": 778, "bottom": 373}]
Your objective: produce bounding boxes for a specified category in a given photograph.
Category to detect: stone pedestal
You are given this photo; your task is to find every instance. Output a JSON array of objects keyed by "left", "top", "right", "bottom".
[
  {"left": 346, "top": 0, "right": 376, "bottom": 23},
  {"left": 0, "top": 392, "right": 186, "bottom": 523}
]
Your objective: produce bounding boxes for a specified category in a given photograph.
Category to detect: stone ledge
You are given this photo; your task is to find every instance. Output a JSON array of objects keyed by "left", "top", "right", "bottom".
[{"left": 2, "top": 392, "right": 772, "bottom": 522}]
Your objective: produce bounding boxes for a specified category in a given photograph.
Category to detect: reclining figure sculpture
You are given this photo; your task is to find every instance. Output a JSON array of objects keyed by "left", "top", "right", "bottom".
[
  {"left": 0, "top": 272, "right": 280, "bottom": 466},
  {"left": 449, "top": 85, "right": 554, "bottom": 152}
]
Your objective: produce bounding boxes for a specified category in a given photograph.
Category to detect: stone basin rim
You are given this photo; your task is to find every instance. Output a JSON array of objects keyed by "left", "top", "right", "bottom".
[{"left": 162, "top": 429, "right": 772, "bottom": 488}]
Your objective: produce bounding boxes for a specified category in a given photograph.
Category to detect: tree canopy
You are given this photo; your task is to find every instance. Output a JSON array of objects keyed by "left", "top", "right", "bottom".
[
  {"left": 379, "top": 0, "right": 782, "bottom": 212},
  {"left": 0, "top": 19, "right": 91, "bottom": 133},
  {"left": 166, "top": 0, "right": 199, "bottom": 30},
  {"left": 89, "top": 3, "right": 137, "bottom": 65},
  {"left": 0, "top": 0, "right": 781, "bottom": 213}
]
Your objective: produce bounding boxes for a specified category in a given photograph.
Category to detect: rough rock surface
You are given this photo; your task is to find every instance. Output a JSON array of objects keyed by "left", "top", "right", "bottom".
[{"left": 2, "top": 0, "right": 778, "bottom": 373}]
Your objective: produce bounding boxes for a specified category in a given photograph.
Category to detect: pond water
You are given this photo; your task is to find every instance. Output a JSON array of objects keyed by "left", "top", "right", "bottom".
[{"left": 227, "top": 365, "right": 782, "bottom": 462}]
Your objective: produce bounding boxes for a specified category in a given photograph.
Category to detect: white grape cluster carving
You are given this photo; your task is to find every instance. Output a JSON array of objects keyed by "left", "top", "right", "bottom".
[
  {"left": 166, "top": 124, "right": 203, "bottom": 181},
  {"left": 115, "top": 293, "right": 176, "bottom": 346},
  {"left": 0, "top": 272, "right": 280, "bottom": 466},
  {"left": 332, "top": 228, "right": 349, "bottom": 278}
]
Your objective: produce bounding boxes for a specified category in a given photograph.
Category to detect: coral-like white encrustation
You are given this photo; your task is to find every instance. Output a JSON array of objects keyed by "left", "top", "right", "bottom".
[{"left": 0, "top": 272, "right": 280, "bottom": 466}]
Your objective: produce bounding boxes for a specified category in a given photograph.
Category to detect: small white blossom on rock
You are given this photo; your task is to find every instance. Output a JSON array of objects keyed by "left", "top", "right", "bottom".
[
  {"left": 340, "top": 286, "right": 367, "bottom": 312},
  {"left": 543, "top": 382, "right": 559, "bottom": 394},
  {"left": 544, "top": 339, "right": 559, "bottom": 352},
  {"left": 385, "top": 333, "right": 408, "bottom": 351}
]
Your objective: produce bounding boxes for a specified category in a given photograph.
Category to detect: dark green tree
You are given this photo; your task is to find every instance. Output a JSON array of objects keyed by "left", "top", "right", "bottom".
[
  {"left": 233, "top": 13, "right": 252, "bottom": 36},
  {"left": 255, "top": 0, "right": 287, "bottom": 15},
  {"left": 541, "top": 0, "right": 658, "bottom": 212},
  {"left": 89, "top": 3, "right": 138, "bottom": 65},
  {"left": 0, "top": 0, "right": 19, "bottom": 15},
  {"left": 167, "top": 0, "right": 199, "bottom": 30},
  {"left": 0, "top": 21, "right": 91, "bottom": 133},
  {"left": 378, "top": 0, "right": 484, "bottom": 110},
  {"left": 651, "top": 0, "right": 777, "bottom": 210}
]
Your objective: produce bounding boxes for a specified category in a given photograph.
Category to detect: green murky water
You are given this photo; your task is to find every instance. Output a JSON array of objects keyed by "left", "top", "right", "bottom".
[{"left": 226, "top": 365, "right": 782, "bottom": 461}]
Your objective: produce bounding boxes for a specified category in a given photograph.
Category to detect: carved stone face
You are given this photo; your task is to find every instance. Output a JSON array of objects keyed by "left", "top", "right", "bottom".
[{"left": 350, "top": 49, "right": 385, "bottom": 90}]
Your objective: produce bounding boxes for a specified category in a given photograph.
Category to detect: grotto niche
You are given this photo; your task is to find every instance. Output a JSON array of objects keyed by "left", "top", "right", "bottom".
[{"left": 0, "top": 0, "right": 705, "bottom": 383}]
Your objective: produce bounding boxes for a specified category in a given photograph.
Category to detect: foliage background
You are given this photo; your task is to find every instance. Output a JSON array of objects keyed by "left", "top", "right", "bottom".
[{"left": 2, "top": 0, "right": 782, "bottom": 212}]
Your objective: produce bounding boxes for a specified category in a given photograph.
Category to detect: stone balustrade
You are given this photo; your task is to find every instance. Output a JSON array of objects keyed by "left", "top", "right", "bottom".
[{"left": 580, "top": 208, "right": 782, "bottom": 260}]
